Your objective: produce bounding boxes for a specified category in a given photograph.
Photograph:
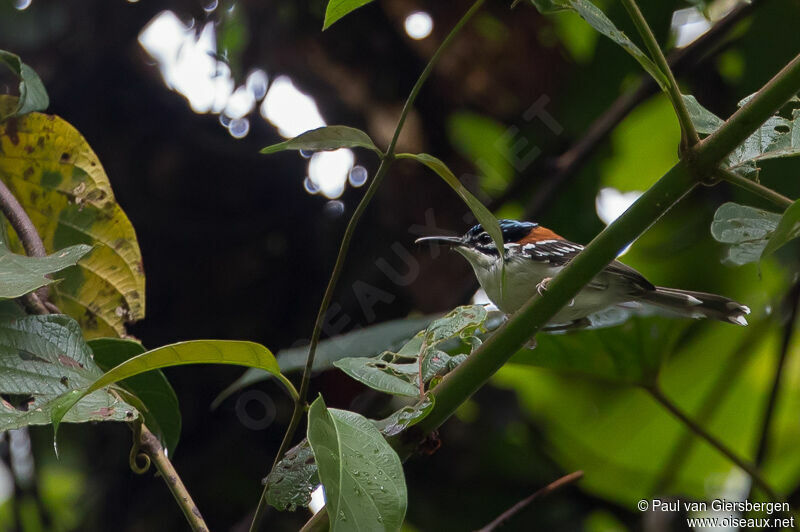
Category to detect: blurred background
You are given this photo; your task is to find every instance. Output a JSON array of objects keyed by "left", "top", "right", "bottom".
[{"left": 1, "top": 0, "right": 800, "bottom": 530}]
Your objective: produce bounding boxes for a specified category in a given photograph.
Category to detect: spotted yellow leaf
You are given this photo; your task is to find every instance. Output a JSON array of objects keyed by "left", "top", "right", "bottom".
[{"left": 0, "top": 96, "right": 144, "bottom": 337}]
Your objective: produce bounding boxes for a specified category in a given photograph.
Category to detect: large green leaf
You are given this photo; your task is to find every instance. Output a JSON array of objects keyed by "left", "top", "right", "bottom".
[
  {"left": 761, "top": 198, "right": 800, "bottom": 259},
  {"left": 49, "top": 340, "right": 296, "bottom": 435},
  {"left": 527, "top": 0, "right": 668, "bottom": 90},
  {"left": 0, "top": 96, "right": 145, "bottom": 338},
  {"left": 307, "top": 397, "right": 407, "bottom": 531},
  {"left": 0, "top": 314, "right": 137, "bottom": 432},
  {"left": 0, "top": 239, "right": 91, "bottom": 299},
  {"left": 0, "top": 50, "right": 49, "bottom": 120},
  {"left": 322, "top": 0, "right": 375, "bottom": 30},
  {"left": 260, "top": 126, "right": 381, "bottom": 156},
  {"left": 88, "top": 338, "right": 181, "bottom": 456},
  {"left": 710, "top": 202, "right": 782, "bottom": 265},
  {"left": 212, "top": 315, "right": 434, "bottom": 408},
  {"left": 398, "top": 153, "right": 504, "bottom": 258}
]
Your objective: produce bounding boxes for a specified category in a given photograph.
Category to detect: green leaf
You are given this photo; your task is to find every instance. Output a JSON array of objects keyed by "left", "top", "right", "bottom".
[
  {"left": 322, "top": 0, "right": 375, "bottom": 30},
  {"left": 527, "top": 0, "right": 669, "bottom": 90},
  {"left": 399, "top": 153, "right": 504, "bottom": 258},
  {"left": 265, "top": 439, "right": 320, "bottom": 512},
  {"left": 0, "top": 240, "right": 91, "bottom": 300},
  {"left": 761, "top": 198, "right": 800, "bottom": 259},
  {"left": 0, "top": 50, "right": 49, "bottom": 120},
  {"left": 211, "top": 315, "right": 434, "bottom": 408},
  {"left": 334, "top": 358, "right": 421, "bottom": 397},
  {"left": 0, "top": 95, "right": 145, "bottom": 338},
  {"left": 260, "top": 126, "right": 381, "bottom": 155},
  {"left": 0, "top": 314, "right": 138, "bottom": 432},
  {"left": 49, "top": 340, "right": 296, "bottom": 436},
  {"left": 710, "top": 202, "right": 782, "bottom": 265},
  {"left": 307, "top": 397, "right": 407, "bottom": 531},
  {"left": 681, "top": 95, "right": 724, "bottom": 135},
  {"left": 88, "top": 338, "right": 181, "bottom": 456}
]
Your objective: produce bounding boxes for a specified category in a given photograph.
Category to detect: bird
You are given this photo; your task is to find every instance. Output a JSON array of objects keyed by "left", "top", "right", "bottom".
[{"left": 415, "top": 219, "right": 750, "bottom": 330}]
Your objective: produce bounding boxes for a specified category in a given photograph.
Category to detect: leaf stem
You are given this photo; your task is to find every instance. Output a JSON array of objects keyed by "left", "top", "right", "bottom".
[
  {"left": 716, "top": 167, "right": 794, "bottom": 209},
  {"left": 646, "top": 385, "right": 782, "bottom": 503},
  {"left": 139, "top": 425, "right": 209, "bottom": 532},
  {"left": 620, "top": 0, "right": 699, "bottom": 147}
]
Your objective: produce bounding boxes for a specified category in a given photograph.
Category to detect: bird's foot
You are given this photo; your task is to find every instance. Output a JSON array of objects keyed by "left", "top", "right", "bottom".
[{"left": 536, "top": 277, "right": 553, "bottom": 296}]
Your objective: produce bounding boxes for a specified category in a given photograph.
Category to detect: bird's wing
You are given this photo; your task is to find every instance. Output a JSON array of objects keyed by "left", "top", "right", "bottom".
[{"left": 520, "top": 238, "right": 654, "bottom": 291}]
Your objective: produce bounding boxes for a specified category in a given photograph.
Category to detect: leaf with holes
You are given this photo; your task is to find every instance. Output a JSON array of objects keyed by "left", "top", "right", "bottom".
[
  {"left": 260, "top": 126, "right": 381, "bottom": 155},
  {"left": 265, "top": 439, "right": 320, "bottom": 512},
  {"left": 322, "top": 0, "right": 375, "bottom": 30},
  {"left": 0, "top": 314, "right": 138, "bottom": 432},
  {"left": 0, "top": 95, "right": 145, "bottom": 338},
  {"left": 0, "top": 50, "right": 48, "bottom": 121},
  {"left": 333, "top": 305, "right": 487, "bottom": 397},
  {"left": 526, "top": 0, "right": 668, "bottom": 90},
  {"left": 761, "top": 198, "right": 800, "bottom": 260},
  {"left": 399, "top": 153, "right": 504, "bottom": 258},
  {"left": 373, "top": 395, "right": 435, "bottom": 437},
  {"left": 48, "top": 339, "right": 296, "bottom": 437},
  {"left": 307, "top": 397, "right": 407, "bottom": 531},
  {"left": 711, "top": 202, "right": 782, "bottom": 265},
  {"left": 89, "top": 338, "right": 181, "bottom": 456},
  {"left": 683, "top": 94, "right": 800, "bottom": 180}
]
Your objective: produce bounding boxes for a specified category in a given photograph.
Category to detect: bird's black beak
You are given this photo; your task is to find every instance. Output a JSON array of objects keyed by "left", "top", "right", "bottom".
[{"left": 414, "top": 235, "right": 464, "bottom": 247}]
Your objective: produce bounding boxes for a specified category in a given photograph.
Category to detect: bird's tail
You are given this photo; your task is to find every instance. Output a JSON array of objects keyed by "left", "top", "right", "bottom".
[{"left": 639, "top": 287, "right": 750, "bottom": 326}]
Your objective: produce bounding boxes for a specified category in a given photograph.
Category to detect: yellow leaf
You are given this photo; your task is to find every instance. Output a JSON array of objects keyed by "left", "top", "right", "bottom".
[{"left": 0, "top": 96, "right": 145, "bottom": 337}]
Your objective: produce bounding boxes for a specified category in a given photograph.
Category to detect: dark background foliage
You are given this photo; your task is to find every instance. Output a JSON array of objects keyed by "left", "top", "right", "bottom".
[{"left": 1, "top": 0, "right": 800, "bottom": 530}]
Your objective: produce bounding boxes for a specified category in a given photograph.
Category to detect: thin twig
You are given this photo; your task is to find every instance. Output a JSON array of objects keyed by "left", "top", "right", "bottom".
[
  {"left": 652, "top": 319, "right": 770, "bottom": 493},
  {"left": 620, "top": 0, "right": 700, "bottom": 147},
  {"left": 754, "top": 285, "right": 800, "bottom": 468},
  {"left": 716, "top": 167, "right": 794, "bottom": 209},
  {"left": 139, "top": 426, "right": 209, "bottom": 532},
  {"left": 476, "top": 471, "right": 583, "bottom": 532},
  {"left": 647, "top": 385, "right": 782, "bottom": 503}
]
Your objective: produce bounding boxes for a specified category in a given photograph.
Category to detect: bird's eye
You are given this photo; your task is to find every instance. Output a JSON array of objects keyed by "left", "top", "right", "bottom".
[{"left": 479, "top": 233, "right": 493, "bottom": 245}]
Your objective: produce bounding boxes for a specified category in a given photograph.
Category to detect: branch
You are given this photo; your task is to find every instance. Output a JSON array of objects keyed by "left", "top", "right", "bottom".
[
  {"left": 476, "top": 471, "right": 583, "bottom": 532},
  {"left": 716, "top": 167, "right": 794, "bottom": 209},
  {"left": 139, "top": 426, "right": 209, "bottom": 532}
]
